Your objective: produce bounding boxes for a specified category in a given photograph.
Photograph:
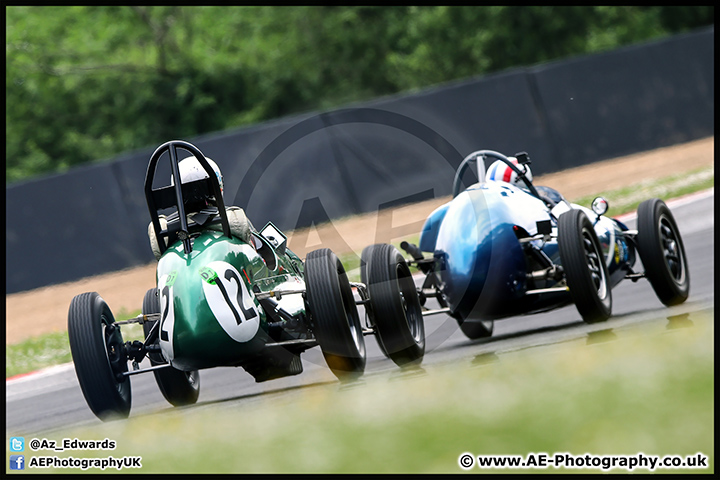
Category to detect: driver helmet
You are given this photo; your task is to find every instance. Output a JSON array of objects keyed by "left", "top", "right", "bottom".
[
  {"left": 486, "top": 157, "right": 533, "bottom": 187},
  {"left": 171, "top": 155, "right": 223, "bottom": 193}
]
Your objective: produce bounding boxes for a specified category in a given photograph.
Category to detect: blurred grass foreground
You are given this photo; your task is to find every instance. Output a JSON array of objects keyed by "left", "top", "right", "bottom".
[{"left": 56, "top": 309, "right": 713, "bottom": 474}]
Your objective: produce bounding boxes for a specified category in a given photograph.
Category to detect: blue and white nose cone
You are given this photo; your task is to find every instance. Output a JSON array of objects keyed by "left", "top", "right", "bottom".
[{"left": 431, "top": 182, "right": 538, "bottom": 321}]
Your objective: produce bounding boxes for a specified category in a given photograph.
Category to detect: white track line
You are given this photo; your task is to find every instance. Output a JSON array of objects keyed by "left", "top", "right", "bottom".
[
  {"left": 6, "top": 363, "right": 75, "bottom": 386},
  {"left": 615, "top": 187, "right": 714, "bottom": 222}
]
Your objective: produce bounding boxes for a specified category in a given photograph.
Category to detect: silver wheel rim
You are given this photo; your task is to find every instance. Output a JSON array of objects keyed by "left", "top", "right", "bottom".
[
  {"left": 340, "top": 268, "right": 364, "bottom": 354},
  {"left": 658, "top": 214, "right": 685, "bottom": 284},
  {"left": 102, "top": 315, "right": 127, "bottom": 394},
  {"left": 396, "top": 263, "right": 422, "bottom": 343},
  {"left": 582, "top": 228, "right": 608, "bottom": 299}
]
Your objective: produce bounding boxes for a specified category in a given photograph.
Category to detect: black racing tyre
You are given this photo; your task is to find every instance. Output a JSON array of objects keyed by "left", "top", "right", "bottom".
[
  {"left": 142, "top": 288, "right": 200, "bottom": 407},
  {"left": 361, "top": 243, "right": 425, "bottom": 367},
  {"left": 458, "top": 318, "right": 494, "bottom": 340},
  {"left": 558, "top": 209, "right": 612, "bottom": 323},
  {"left": 636, "top": 198, "right": 690, "bottom": 306},
  {"left": 305, "top": 248, "right": 366, "bottom": 380},
  {"left": 68, "top": 292, "right": 131, "bottom": 420}
]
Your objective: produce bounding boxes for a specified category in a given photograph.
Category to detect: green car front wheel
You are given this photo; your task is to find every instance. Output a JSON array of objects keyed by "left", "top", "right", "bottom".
[{"left": 142, "top": 288, "right": 200, "bottom": 407}]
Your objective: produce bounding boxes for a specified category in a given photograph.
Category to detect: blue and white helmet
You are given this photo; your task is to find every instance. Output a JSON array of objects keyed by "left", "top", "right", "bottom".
[{"left": 486, "top": 157, "right": 532, "bottom": 187}]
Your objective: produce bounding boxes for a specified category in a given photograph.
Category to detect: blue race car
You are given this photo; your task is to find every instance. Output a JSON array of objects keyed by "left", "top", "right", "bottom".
[{"left": 401, "top": 150, "right": 690, "bottom": 339}]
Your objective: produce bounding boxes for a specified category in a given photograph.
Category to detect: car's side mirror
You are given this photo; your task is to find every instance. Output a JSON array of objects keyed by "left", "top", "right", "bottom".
[
  {"left": 514, "top": 152, "right": 530, "bottom": 165},
  {"left": 260, "top": 222, "right": 287, "bottom": 255},
  {"left": 591, "top": 197, "right": 609, "bottom": 216}
]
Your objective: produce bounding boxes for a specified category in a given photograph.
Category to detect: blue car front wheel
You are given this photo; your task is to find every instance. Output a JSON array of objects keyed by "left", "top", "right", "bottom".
[{"left": 636, "top": 198, "right": 689, "bottom": 306}]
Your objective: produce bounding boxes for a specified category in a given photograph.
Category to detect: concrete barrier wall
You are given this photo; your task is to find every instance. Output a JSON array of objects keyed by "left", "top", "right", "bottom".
[{"left": 6, "top": 26, "right": 713, "bottom": 293}]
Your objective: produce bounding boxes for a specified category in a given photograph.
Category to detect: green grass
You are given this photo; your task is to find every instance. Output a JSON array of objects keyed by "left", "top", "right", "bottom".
[
  {"left": 5, "top": 168, "right": 713, "bottom": 378},
  {"left": 16, "top": 310, "right": 713, "bottom": 474},
  {"left": 570, "top": 165, "right": 713, "bottom": 218},
  {"left": 6, "top": 309, "right": 143, "bottom": 378},
  {"left": 339, "top": 235, "right": 422, "bottom": 283},
  {"left": 6, "top": 331, "right": 74, "bottom": 378}
]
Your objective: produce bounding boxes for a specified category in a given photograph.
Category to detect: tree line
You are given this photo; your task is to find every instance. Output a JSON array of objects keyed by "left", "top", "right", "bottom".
[{"left": 6, "top": 6, "right": 713, "bottom": 183}]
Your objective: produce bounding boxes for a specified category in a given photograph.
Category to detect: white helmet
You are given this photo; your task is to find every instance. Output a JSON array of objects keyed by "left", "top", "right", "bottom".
[
  {"left": 486, "top": 157, "right": 533, "bottom": 187},
  {"left": 171, "top": 156, "right": 224, "bottom": 196}
]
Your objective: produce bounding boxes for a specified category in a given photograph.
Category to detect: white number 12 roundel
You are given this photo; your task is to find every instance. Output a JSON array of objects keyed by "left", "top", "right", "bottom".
[{"left": 202, "top": 261, "right": 261, "bottom": 343}]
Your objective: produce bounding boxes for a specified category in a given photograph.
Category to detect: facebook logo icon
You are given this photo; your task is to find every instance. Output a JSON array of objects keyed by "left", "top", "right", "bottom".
[{"left": 10, "top": 455, "right": 25, "bottom": 470}]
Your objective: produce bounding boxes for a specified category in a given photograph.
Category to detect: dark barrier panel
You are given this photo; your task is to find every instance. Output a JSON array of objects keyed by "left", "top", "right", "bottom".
[
  {"left": 228, "top": 113, "right": 361, "bottom": 232},
  {"left": 229, "top": 70, "right": 550, "bottom": 233},
  {"left": 6, "top": 27, "right": 713, "bottom": 294},
  {"left": 361, "top": 69, "right": 562, "bottom": 176},
  {"left": 6, "top": 163, "right": 151, "bottom": 293},
  {"left": 533, "top": 27, "right": 714, "bottom": 168},
  {"left": 310, "top": 69, "right": 554, "bottom": 219}
]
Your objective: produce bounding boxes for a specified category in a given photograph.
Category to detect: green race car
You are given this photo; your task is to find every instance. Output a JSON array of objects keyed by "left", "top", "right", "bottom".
[{"left": 68, "top": 140, "right": 425, "bottom": 421}]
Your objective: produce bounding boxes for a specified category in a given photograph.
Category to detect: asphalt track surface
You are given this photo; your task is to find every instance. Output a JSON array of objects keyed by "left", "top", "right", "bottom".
[{"left": 6, "top": 190, "right": 714, "bottom": 437}]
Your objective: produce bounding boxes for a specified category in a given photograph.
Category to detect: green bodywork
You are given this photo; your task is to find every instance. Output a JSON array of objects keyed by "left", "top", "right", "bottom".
[{"left": 155, "top": 229, "right": 306, "bottom": 371}]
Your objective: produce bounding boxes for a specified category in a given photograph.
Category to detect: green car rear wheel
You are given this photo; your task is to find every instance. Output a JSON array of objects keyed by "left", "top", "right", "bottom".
[{"left": 305, "top": 248, "right": 366, "bottom": 380}]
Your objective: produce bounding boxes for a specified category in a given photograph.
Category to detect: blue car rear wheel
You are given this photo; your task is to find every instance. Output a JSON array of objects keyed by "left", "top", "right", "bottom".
[{"left": 558, "top": 209, "right": 612, "bottom": 323}]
